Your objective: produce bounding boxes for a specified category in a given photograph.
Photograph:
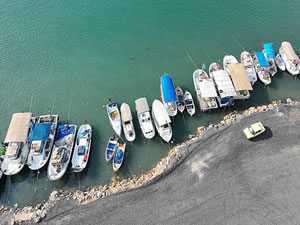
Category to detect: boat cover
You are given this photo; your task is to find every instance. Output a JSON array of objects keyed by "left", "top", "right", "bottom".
[
  {"left": 5, "top": 113, "right": 32, "bottom": 143},
  {"left": 212, "top": 70, "right": 237, "bottom": 98},
  {"left": 78, "top": 146, "right": 86, "bottom": 155},
  {"left": 264, "top": 43, "right": 275, "bottom": 58},
  {"left": 255, "top": 52, "right": 269, "bottom": 67},
  {"left": 55, "top": 125, "right": 76, "bottom": 141},
  {"left": 135, "top": 97, "right": 150, "bottom": 114},
  {"left": 228, "top": 64, "right": 253, "bottom": 91},
  {"left": 281, "top": 41, "right": 298, "bottom": 61},
  {"left": 114, "top": 149, "right": 123, "bottom": 164},
  {"left": 161, "top": 74, "right": 178, "bottom": 103},
  {"left": 27, "top": 123, "right": 52, "bottom": 141},
  {"left": 120, "top": 103, "right": 132, "bottom": 122},
  {"left": 152, "top": 100, "right": 171, "bottom": 126},
  {"left": 198, "top": 79, "right": 218, "bottom": 98}
]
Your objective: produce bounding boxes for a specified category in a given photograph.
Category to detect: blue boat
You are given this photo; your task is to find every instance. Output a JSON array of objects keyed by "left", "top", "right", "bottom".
[
  {"left": 263, "top": 43, "right": 277, "bottom": 76},
  {"left": 254, "top": 52, "right": 271, "bottom": 85},
  {"left": 105, "top": 136, "right": 118, "bottom": 162},
  {"left": 160, "top": 74, "right": 178, "bottom": 117},
  {"left": 264, "top": 43, "right": 276, "bottom": 58},
  {"left": 112, "top": 143, "right": 126, "bottom": 172}
]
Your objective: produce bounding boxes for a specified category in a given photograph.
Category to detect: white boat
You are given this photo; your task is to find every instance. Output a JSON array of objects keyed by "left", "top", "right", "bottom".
[
  {"left": 275, "top": 54, "right": 286, "bottom": 71},
  {"left": 183, "top": 91, "right": 195, "bottom": 116},
  {"left": 1, "top": 113, "right": 32, "bottom": 176},
  {"left": 240, "top": 51, "right": 258, "bottom": 85},
  {"left": 106, "top": 100, "right": 122, "bottom": 137},
  {"left": 263, "top": 43, "right": 277, "bottom": 76},
  {"left": 26, "top": 115, "right": 59, "bottom": 170},
  {"left": 193, "top": 69, "right": 218, "bottom": 111},
  {"left": 223, "top": 55, "right": 238, "bottom": 73},
  {"left": 71, "top": 124, "right": 92, "bottom": 172},
  {"left": 152, "top": 99, "right": 172, "bottom": 142},
  {"left": 112, "top": 143, "right": 126, "bottom": 172},
  {"left": 279, "top": 41, "right": 300, "bottom": 76},
  {"left": 135, "top": 97, "right": 155, "bottom": 139},
  {"left": 160, "top": 74, "right": 178, "bottom": 117},
  {"left": 175, "top": 86, "right": 185, "bottom": 113},
  {"left": 120, "top": 103, "right": 136, "bottom": 142},
  {"left": 48, "top": 124, "right": 77, "bottom": 181},
  {"left": 253, "top": 52, "right": 272, "bottom": 85},
  {"left": 209, "top": 62, "right": 236, "bottom": 107}
]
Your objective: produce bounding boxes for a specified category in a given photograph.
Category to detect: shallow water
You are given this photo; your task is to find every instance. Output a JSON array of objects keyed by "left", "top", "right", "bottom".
[{"left": 0, "top": 0, "right": 300, "bottom": 207}]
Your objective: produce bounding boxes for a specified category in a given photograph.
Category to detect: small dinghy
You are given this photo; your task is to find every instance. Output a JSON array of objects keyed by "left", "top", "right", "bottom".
[
  {"left": 275, "top": 54, "right": 286, "bottom": 71},
  {"left": 279, "top": 41, "right": 300, "bottom": 76},
  {"left": 263, "top": 43, "right": 277, "bottom": 76},
  {"left": 135, "top": 97, "right": 155, "bottom": 139},
  {"left": 48, "top": 124, "right": 77, "bottom": 181},
  {"left": 253, "top": 52, "right": 271, "bottom": 85},
  {"left": 175, "top": 86, "right": 185, "bottom": 113},
  {"left": 71, "top": 124, "right": 92, "bottom": 172},
  {"left": 105, "top": 136, "right": 118, "bottom": 162},
  {"left": 106, "top": 100, "right": 122, "bottom": 136},
  {"left": 120, "top": 103, "right": 136, "bottom": 142},
  {"left": 112, "top": 143, "right": 126, "bottom": 172},
  {"left": 183, "top": 91, "right": 195, "bottom": 116},
  {"left": 240, "top": 51, "right": 258, "bottom": 85},
  {"left": 160, "top": 74, "right": 178, "bottom": 117}
]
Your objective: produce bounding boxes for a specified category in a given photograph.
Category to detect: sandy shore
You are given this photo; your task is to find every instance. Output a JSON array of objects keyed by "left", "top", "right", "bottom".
[{"left": 1, "top": 98, "right": 299, "bottom": 224}]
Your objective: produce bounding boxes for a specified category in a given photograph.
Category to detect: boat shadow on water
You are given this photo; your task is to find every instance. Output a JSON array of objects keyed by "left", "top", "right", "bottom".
[{"left": 249, "top": 126, "right": 273, "bottom": 142}]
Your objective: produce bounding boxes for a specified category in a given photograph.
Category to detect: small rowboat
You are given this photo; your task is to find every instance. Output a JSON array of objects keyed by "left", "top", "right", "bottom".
[
  {"left": 112, "top": 143, "right": 126, "bottom": 172},
  {"left": 105, "top": 136, "right": 118, "bottom": 162},
  {"left": 183, "top": 91, "right": 195, "bottom": 116}
]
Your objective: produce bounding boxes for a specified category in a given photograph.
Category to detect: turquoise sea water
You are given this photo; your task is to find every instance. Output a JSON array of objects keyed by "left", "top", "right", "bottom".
[{"left": 0, "top": 0, "right": 300, "bottom": 207}]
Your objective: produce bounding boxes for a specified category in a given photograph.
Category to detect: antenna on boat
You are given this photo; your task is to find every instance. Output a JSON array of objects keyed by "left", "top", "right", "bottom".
[
  {"left": 184, "top": 47, "right": 199, "bottom": 69},
  {"left": 232, "top": 34, "right": 245, "bottom": 51}
]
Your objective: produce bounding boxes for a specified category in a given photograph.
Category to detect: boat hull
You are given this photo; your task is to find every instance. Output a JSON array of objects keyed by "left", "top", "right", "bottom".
[
  {"left": 106, "top": 102, "right": 122, "bottom": 137},
  {"left": 112, "top": 143, "right": 126, "bottom": 172},
  {"left": 240, "top": 51, "right": 258, "bottom": 85}
]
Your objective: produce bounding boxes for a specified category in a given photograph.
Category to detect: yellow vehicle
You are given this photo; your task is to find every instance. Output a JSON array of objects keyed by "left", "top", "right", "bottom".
[{"left": 243, "top": 122, "right": 265, "bottom": 139}]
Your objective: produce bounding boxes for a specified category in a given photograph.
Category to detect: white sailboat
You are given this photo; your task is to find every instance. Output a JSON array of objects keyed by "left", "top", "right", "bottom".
[
  {"left": 279, "top": 41, "right": 300, "bottom": 76},
  {"left": 106, "top": 100, "right": 122, "bottom": 137},
  {"left": 120, "top": 103, "right": 136, "bottom": 142},
  {"left": 240, "top": 51, "right": 257, "bottom": 85}
]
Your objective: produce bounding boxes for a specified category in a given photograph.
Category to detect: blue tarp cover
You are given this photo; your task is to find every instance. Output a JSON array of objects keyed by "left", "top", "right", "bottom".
[
  {"left": 27, "top": 123, "right": 52, "bottom": 141},
  {"left": 161, "top": 74, "right": 178, "bottom": 103},
  {"left": 78, "top": 146, "right": 86, "bottom": 155},
  {"left": 255, "top": 52, "right": 269, "bottom": 67},
  {"left": 114, "top": 149, "right": 123, "bottom": 164},
  {"left": 55, "top": 124, "right": 76, "bottom": 141},
  {"left": 264, "top": 43, "right": 275, "bottom": 58}
]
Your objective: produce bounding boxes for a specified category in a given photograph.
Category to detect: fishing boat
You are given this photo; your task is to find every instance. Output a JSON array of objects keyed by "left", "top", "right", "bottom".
[
  {"left": 106, "top": 100, "right": 122, "bottom": 137},
  {"left": 279, "top": 41, "right": 300, "bottom": 76},
  {"left": 152, "top": 99, "right": 172, "bottom": 142},
  {"left": 253, "top": 52, "right": 272, "bottom": 85},
  {"left": 240, "top": 51, "right": 258, "bottom": 85},
  {"left": 71, "top": 124, "right": 92, "bottom": 172},
  {"left": 175, "top": 86, "right": 185, "bottom": 113},
  {"left": 223, "top": 55, "right": 239, "bottom": 73},
  {"left": 275, "top": 54, "right": 286, "bottom": 71},
  {"left": 120, "top": 103, "right": 136, "bottom": 142},
  {"left": 263, "top": 43, "right": 277, "bottom": 76},
  {"left": 47, "top": 124, "right": 77, "bottom": 181},
  {"left": 160, "top": 74, "right": 178, "bottom": 117},
  {"left": 135, "top": 97, "right": 155, "bottom": 139},
  {"left": 26, "top": 115, "right": 59, "bottom": 170},
  {"left": 112, "top": 143, "right": 126, "bottom": 172},
  {"left": 183, "top": 91, "right": 195, "bottom": 116},
  {"left": 1, "top": 113, "right": 32, "bottom": 176},
  {"left": 209, "top": 62, "right": 236, "bottom": 107},
  {"left": 193, "top": 69, "right": 218, "bottom": 111},
  {"left": 105, "top": 136, "right": 118, "bottom": 162}
]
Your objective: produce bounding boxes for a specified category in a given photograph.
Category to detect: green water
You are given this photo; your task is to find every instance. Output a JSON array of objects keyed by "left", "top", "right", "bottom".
[{"left": 0, "top": 0, "right": 300, "bottom": 207}]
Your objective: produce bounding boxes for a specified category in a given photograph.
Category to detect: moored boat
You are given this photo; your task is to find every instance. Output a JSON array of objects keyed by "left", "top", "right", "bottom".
[
  {"left": 1, "top": 113, "right": 32, "bottom": 176},
  {"left": 223, "top": 55, "right": 238, "bottom": 73},
  {"left": 160, "top": 74, "right": 178, "bottom": 117},
  {"left": 27, "top": 115, "right": 59, "bottom": 170},
  {"left": 112, "top": 143, "right": 126, "bottom": 172},
  {"left": 106, "top": 100, "right": 122, "bottom": 137},
  {"left": 275, "top": 54, "right": 286, "bottom": 71},
  {"left": 152, "top": 99, "right": 172, "bottom": 142},
  {"left": 47, "top": 124, "right": 77, "bottom": 181},
  {"left": 240, "top": 51, "right": 258, "bottom": 85},
  {"left": 263, "top": 43, "right": 277, "bottom": 76},
  {"left": 175, "top": 86, "right": 185, "bottom": 113},
  {"left": 105, "top": 136, "right": 118, "bottom": 162},
  {"left": 135, "top": 97, "right": 155, "bottom": 139},
  {"left": 120, "top": 103, "right": 136, "bottom": 142},
  {"left": 71, "top": 124, "right": 92, "bottom": 172},
  {"left": 279, "top": 41, "right": 300, "bottom": 76},
  {"left": 193, "top": 69, "right": 218, "bottom": 111},
  {"left": 253, "top": 52, "right": 272, "bottom": 85},
  {"left": 183, "top": 91, "right": 195, "bottom": 116}
]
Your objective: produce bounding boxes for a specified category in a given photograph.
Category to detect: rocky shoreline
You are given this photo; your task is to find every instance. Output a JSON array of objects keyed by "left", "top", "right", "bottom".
[{"left": 0, "top": 98, "right": 298, "bottom": 224}]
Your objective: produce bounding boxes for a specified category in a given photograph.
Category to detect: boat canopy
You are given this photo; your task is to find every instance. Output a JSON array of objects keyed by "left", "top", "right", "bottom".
[
  {"left": 199, "top": 79, "right": 218, "bottom": 98},
  {"left": 27, "top": 123, "right": 52, "bottom": 141},
  {"left": 161, "top": 74, "right": 178, "bottom": 103},
  {"left": 152, "top": 100, "right": 171, "bottom": 126},
  {"left": 120, "top": 103, "right": 132, "bottom": 122},
  {"left": 255, "top": 52, "right": 269, "bottom": 67},
  {"left": 264, "top": 43, "right": 275, "bottom": 58},
  {"left": 135, "top": 97, "right": 150, "bottom": 114},
  {"left": 55, "top": 124, "right": 75, "bottom": 141},
  {"left": 212, "top": 70, "right": 237, "bottom": 98},
  {"left": 227, "top": 64, "right": 253, "bottom": 91},
  {"left": 281, "top": 41, "right": 298, "bottom": 61},
  {"left": 5, "top": 113, "right": 32, "bottom": 143}
]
